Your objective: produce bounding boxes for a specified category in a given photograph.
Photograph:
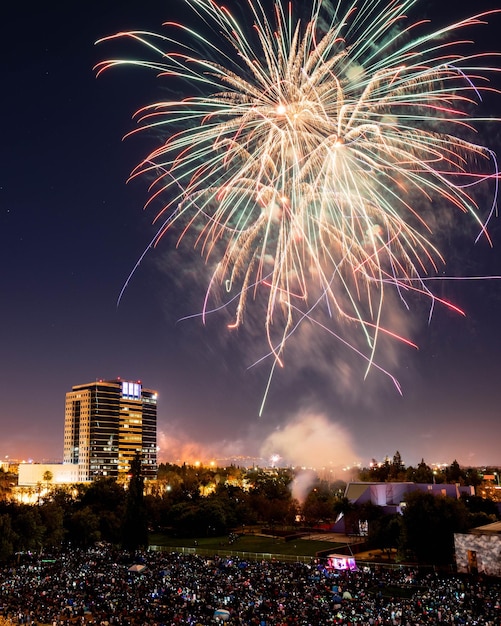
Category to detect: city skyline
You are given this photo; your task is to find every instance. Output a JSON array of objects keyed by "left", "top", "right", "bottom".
[{"left": 2, "top": 0, "right": 501, "bottom": 469}]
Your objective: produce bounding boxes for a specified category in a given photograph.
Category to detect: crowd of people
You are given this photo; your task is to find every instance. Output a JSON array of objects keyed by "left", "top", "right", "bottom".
[{"left": 1, "top": 545, "right": 501, "bottom": 625}]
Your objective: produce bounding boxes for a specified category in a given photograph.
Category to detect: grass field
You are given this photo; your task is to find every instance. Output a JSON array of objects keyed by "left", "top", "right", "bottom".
[{"left": 149, "top": 533, "right": 344, "bottom": 559}]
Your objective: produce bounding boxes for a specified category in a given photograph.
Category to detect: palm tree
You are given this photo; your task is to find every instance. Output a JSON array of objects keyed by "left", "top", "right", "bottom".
[{"left": 43, "top": 470, "right": 53, "bottom": 495}]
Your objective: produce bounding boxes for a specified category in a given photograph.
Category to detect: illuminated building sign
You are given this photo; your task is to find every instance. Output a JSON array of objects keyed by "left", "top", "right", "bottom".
[{"left": 121, "top": 381, "right": 142, "bottom": 399}]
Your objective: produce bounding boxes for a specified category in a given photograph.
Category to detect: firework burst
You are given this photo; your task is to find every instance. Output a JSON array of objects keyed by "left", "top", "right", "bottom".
[{"left": 96, "top": 0, "right": 500, "bottom": 402}]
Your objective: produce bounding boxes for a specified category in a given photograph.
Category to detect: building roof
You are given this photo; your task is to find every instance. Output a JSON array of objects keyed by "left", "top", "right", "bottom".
[
  {"left": 470, "top": 521, "right": 501, "bottom": 535},
  {"left": 345, "top": 482, "right": 375, "bottom": 502},
  {"left": 344, "top": 481, "right": 474, "bottom": 508}
]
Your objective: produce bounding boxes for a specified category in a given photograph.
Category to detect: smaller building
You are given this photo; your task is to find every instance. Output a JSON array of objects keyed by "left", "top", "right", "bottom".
[
  {"left": 333, "top": 482, "right": 475, "bottom": 533},
  {"left": 344, "top": 481, "right": 474, "bottom": 514},
  {"left": 455, "top": 521, "right": 501, "bottom": 577},
  {"left": 18, "top": 463, "right": 79, "bottom": 486}
]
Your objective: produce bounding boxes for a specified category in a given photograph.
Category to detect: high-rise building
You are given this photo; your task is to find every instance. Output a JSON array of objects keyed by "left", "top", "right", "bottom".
[{"left": 63, "top": 379, "right": 157, "bottom": 482}]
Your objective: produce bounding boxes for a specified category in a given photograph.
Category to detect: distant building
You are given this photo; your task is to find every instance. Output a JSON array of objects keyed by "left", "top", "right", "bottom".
[
  {"left": 63, "top": 379, "right": 157, "bottom": 482},
  {"left": 333, "top": 481, "right": 475, "bottom": 533},
  {"left": 344, "top": 481, "right": 474, "bottom": 514},
  {"left": 455, "top": 521, "right": 501, "bottom": 577}
]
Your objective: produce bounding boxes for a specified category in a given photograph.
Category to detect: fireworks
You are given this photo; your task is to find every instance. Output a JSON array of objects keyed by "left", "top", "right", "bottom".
[{"left": 96, "top": 0, "right": 500, "bottom": 399}]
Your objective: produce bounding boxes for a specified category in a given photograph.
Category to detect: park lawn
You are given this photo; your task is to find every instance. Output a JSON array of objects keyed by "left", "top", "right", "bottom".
[{"left": 148, "top": 533, "right": 344, "bottom": 558}]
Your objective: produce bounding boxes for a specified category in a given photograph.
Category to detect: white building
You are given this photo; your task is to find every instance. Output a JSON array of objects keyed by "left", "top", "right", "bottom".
[
  {"left": 455, "top": 521, "right": 501, "bottom": 577},
  {"left": 18, "top": 462, "right": 79, "bottom": 486}
]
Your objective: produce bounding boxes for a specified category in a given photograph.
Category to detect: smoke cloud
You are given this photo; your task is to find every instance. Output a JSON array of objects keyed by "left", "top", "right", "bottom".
[
  {"left": 158, "top": 427, "right": 248, "bottom": 465},
  {"left": 260, "top": 411, "right": 359, "bottom": 501},
  {"left": 260, "top": 411, "right": 358, "bottom": 468}
]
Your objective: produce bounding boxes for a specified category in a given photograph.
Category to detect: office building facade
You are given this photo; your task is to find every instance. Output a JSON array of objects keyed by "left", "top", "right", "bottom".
[{"left": 64, "top": 379, "right": 157, "bottom": 481}]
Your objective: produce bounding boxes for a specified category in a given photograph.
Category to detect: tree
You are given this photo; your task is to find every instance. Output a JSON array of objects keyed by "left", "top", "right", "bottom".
[
  {"left": 0, "top": 468, "right": 16, "bottom": 502},
  {"left": 80, "top": 478, "right": 125, "bottom": 510},
  {"left": 445, "top": 460, "right": 464, "bottom": 484},
  {"left": 460, "top": 493, "right": 499, "bottom": 528},
  {"left": 301, "top": 482, "right": 337, "bottom": 527},
  {"left": 406, "top": 459, "right": 434, "bottom": 484},
  {"left": 246, "top": 468, "right": 294, "bottom": 527},
  {"left": 371, "top": 458, "right": 391, "bottom": 482},
  {"left": 388, "top": 451, "right": 405, "bottom": 480},
  {"left": 43, "top": 470, "right": 53, "bottom": 488},
  {"left": 209, "top": 484, "right": 258, "bottom": 528},
  {"left": 78, "top": 477, "right": 126, "bottom": 543},
  {"left": 400, "top": 491, "right": 469, "bottom": 564},
  {"left": 463, "top": 467, "right": 483, "bottom": 487},
  {"left": 121, "top": 451, "right": 148, "bottom": 550},
  {"left": 0, "top": 513, "right": 17, "bottom": 561},
  {"left": 67, "top": 507, "right": 101, "bottom": 547},
  {"left": 247, "top": 468, "right": 293, "bottom": 500},
  {"left": 11, "top": 505, "right": 45, "bottom": 553},
  {"left": 358, "top": 502, "right": 385, "bottom": 529},
  {"left": 39, "top": 501, "right": 65, "bottom": 548},
  {"left": 368, "top": 513, "right": 402, "bottom": 561}
]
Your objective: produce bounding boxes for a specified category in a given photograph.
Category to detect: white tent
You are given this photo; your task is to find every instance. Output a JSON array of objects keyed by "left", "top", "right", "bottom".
[{"left": 128, "top": 564, "right": 147, "bottom": 573}]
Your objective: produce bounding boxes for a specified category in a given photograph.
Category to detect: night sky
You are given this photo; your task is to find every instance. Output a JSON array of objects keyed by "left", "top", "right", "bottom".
[{"left": 2, "top": 0, "right": 501, "bottom": 470}]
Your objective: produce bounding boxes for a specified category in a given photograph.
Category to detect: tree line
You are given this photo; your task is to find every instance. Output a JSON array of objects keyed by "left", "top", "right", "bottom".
[
  {"left": 0, "top": 455, "right": 498, "bottom": 565},
  {"left": 358, "top": 452, "right": 487, "bottom": 486}
]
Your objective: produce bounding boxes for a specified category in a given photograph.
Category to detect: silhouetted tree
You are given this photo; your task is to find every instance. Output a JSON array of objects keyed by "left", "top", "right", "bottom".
[
  {"left": 246, "top": 469, "right": 294, "bottom": 526},
  {"left": 12, "top": 505, "right": 44, "bottom": 553},
  {"left": 0, "top": 513, "right": 16, "bottom": 561},
  {"left": 358, "top": 501, "right": 385, "bottom": 528},
  {"left": 464, "top": 467, "right": 483, "bottom": 487},
  {"left": 401, "top": 491, "right": 469, "bottom": 564},
  {"left": 445, "top": 460, "right": 464, "bottom": 484},
  {"left": 371, "top": 458, "right": 391, "bottom": 482},
  {"left": 369, "top": 513, "right": 401, "bottom": 560},
  {"left": 78, "top": 478, "right": 126, "bottom": 543},
  {"left": 42, "top": 470, "right": 53, "bottom": 496},
  {"left": 301, "top": 482, "right": 337, "bottom": 526},
  {"left": 0, "top": 468, "right": 16, "bottom": 502},
  {"left": 460, "top": 493, "right": 499, "bottom": 527},
  {"left": 389, "top": 451, "right": 405, "bottom": 480},
  {"left": 39, "top": 501, "right": 65, "bottom": 547},
  {"left": 67, "top": 507, "right": 101, "bottom": 547},
  {"left": 406, "top": 459, "right": 434, "bottom": 484},
  {"left": 122, "top": 451, "right": 148, "bottom": 551},
  {"left": 210, "top": 484, "right": 257, "bottom": 527}
]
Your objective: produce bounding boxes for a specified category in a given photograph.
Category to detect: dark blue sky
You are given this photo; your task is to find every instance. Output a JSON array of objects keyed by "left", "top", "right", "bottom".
[{"left": 2, "top": 0, "right": 501, "bottom": 470}]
